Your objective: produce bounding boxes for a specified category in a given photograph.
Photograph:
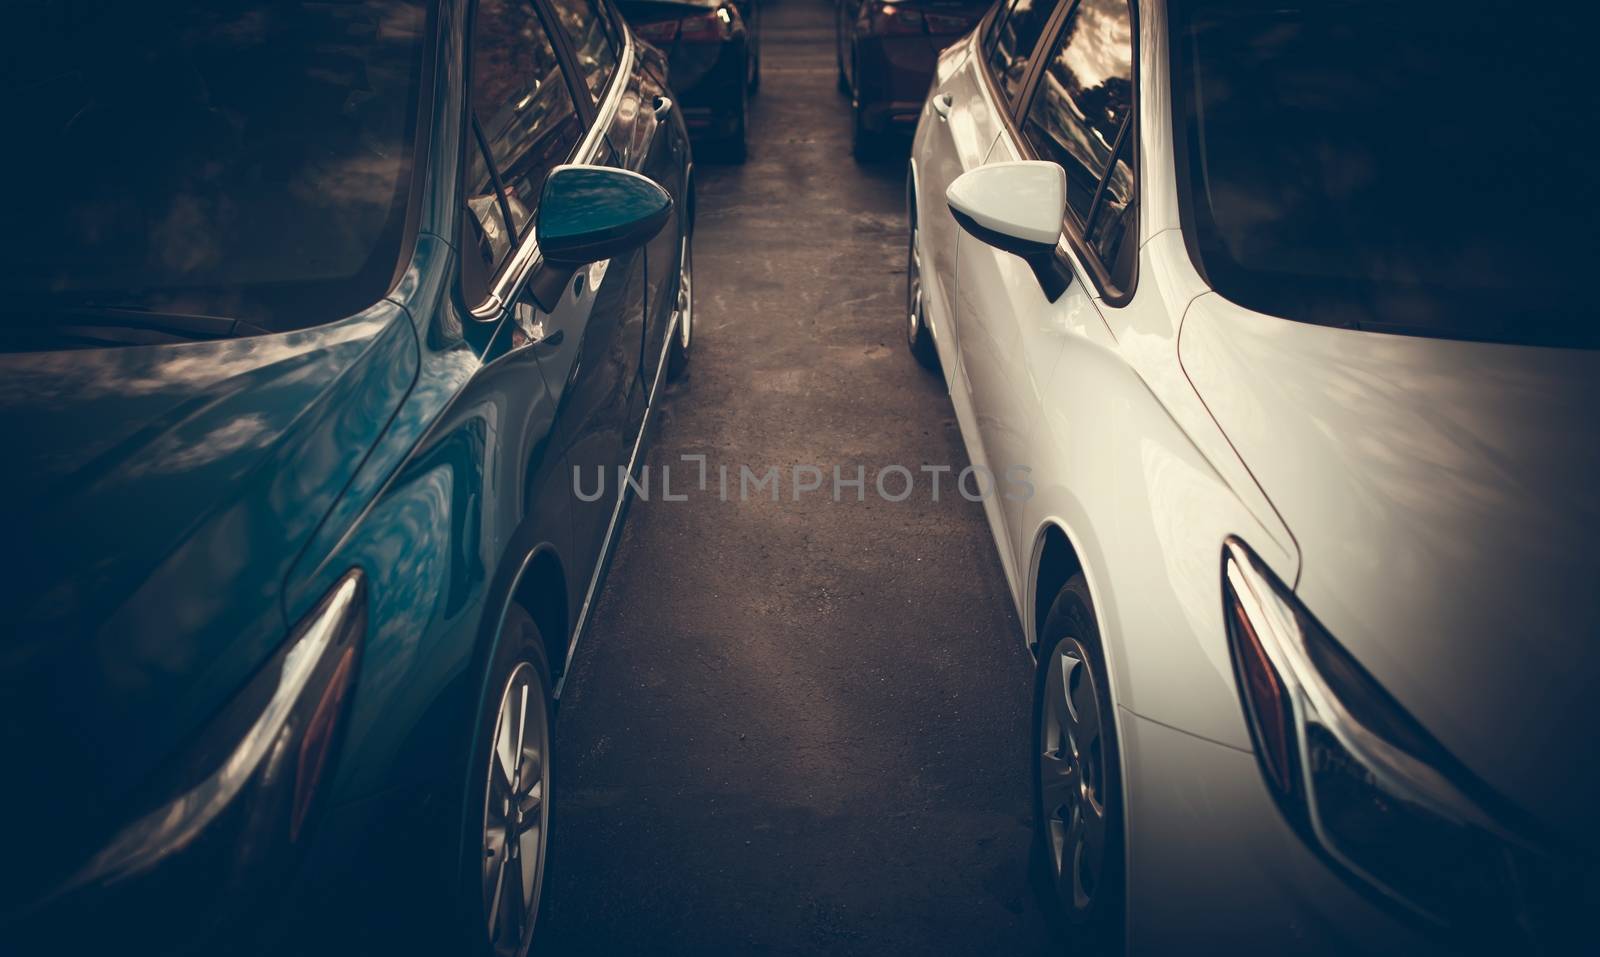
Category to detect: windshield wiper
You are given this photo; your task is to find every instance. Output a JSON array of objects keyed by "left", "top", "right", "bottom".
[{"left": 0, "top": 305, "right": 269, "bottom": 352}]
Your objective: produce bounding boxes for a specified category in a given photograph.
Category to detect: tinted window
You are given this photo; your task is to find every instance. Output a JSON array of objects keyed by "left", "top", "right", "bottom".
[
  {"left": 465, "top": 124, "right": 516, "bottom": 275},
  {"left": 1023, "top": 0, "right": 1133, "bottom": 223},
  {"left": 1172, "top": 2, "right": 1600, "bottom": 347},
  {"left": 471, "top": 0, "right": 583, "bottom": 262},
  {"left": 0, "top": 0, "right": 427, "bottom": 329},
  {"left": 1087, "top": 133, "right": 1135, "bottom": 284},
  {"left": 545, "top": 0, "right": 621, "bottom": 103},
  {"left": 986, "top": 0, "right": 1062, "bottom": 104}
]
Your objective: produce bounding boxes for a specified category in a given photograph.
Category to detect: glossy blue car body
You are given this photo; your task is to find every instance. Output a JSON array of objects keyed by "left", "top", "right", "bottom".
[{"left": 0, "top": 0, "right": 692, "bottom": 951}]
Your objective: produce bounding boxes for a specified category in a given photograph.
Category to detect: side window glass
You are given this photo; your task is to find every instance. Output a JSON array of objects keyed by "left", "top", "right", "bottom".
[
  {"left": 545, "top": 0, "right": 621, "bottom": 103},
  {"left": 1087, "top": 132, "right": 1135, "bottom": 285},
  {"left": 465, "top": 124, "right": 515, "bottom": 274},
  {"left": 472, "top": 0, "right": 583, "bottom": 246},
  {"left": 983, "top": 0, "right": 1009, "bottom": 58},
  {"left": 1022, "top": 0, "right": 1134, "bottom": 223},
  {"left": 985, "top": 0, "right": 1063, "bottom": 104}
]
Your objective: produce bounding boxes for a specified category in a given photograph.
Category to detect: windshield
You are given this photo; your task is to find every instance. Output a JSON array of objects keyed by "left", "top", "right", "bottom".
[
  {"left": 1171, "top": 2, "right": 1599, "bottom": 348},
  {"left": 0, "top": 0, "right": 428, "bottom": 332}
]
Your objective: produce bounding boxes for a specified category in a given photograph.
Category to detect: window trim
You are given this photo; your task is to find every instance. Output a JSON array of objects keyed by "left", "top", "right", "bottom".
[
  {"left": 539, "top": 0, "right": 624, "bottom": 115},
  {"left": 471, "top": 114, "right": 519, "bottom": 245},
  {"left": 981, "top": 0, "right": 1142, "bottom": 306},
  {"left": 387, "top": 0, "right": 440, "bottom": 304},
  {"left": 462, "top": 0, "right": 635, "bottom": 319},
  {"left": 982, "top": 0, "right": 1070, "bottom": 113},
  {"left": 981, "top": 0, "right": 1012, "bottom": 62},
  {"left": 1083, "top": 113, "right": 1132, "bottom": 228}
]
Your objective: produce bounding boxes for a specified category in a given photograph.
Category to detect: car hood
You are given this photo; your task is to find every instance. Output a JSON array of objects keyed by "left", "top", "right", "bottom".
[
  {"left": 0, "top": 303, "right": 417, "bottom": 900},
  {"left": 1180, "top": 292, "right": 1600, "bottom": 852}
]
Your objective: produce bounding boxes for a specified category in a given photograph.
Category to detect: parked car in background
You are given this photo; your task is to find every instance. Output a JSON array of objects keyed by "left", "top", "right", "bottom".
[
  {"left": 836, "top": 0, "right": 987, "bottom": 158},
  {"left": 0, "top": 0, "right": 694, "bottom": 953},
  {"left": 909, "top": 0, "right": 1597, "bottom": 952},
  {"left": 622, "top": 0, "right": 758, "bottom": 161}
]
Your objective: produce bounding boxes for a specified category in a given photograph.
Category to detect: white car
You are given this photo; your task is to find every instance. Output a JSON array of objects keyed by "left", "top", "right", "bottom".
[{"left": 907, "top": 0, "right": 1597, "bottom": 953}]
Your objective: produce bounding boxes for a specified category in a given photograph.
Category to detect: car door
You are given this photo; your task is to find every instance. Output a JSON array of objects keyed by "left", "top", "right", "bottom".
[
  {"left": 603, "top": 31, "right": 687, "bottom": 392},
  {"left": 954, "top": 0, "right": 1136, "bottom": 565},
  {"left": 914, "top": 0, "right": 1059, "bottom": 376},
  {"left": 543, "top": 0, "right": 680, "bottom": 411},
  {"left": 463, "top": 0, "right": 645, "bottom": 594}
]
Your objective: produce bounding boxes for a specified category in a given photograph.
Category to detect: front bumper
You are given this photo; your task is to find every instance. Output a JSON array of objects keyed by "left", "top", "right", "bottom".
[{"left": 1120, "top": 711, "right": 1448, "bottom": 955}]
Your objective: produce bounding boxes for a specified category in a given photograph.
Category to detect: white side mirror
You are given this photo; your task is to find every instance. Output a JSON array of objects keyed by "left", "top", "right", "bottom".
[{"left": 945, "top": 161, "right": 1066, "bottom": 256}]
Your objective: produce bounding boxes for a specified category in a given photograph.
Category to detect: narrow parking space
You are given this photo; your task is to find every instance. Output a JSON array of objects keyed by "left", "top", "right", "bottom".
[{"left": 537, "top": 1, "right": 1056, "bottom": 952}]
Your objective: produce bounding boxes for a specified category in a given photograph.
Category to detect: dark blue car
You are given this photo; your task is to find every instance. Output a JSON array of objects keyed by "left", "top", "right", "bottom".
[{"left": 0, "top": 0, "right": 694, "bottom": 953}]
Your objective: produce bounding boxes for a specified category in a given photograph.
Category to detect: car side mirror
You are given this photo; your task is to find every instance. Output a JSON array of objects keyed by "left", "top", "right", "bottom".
[
  {"left": 946, "top": 161, "right": 1072, "bottom": 301},
  {"left": 526, "top": 165, "right": 674, "bottom": 311}
]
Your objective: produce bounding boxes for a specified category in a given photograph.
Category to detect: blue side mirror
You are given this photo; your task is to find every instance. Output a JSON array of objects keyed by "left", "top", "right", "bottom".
[{"left": 535, "top": 165, "right": 674, "bottom": 266}]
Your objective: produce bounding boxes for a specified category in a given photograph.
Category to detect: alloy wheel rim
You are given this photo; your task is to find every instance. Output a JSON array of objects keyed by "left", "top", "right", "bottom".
[
  {"left": 676, "top": 235, "right": 693, "bottom": 351},
  {"left": 1038, "top": 638, "right": 1108, "bottom": 913},
  {"left": 907, "top": 225, "right": 923, "bottom": 345},
  {"left": 482, "top": 661, "right": 549, "bottom": 956}
]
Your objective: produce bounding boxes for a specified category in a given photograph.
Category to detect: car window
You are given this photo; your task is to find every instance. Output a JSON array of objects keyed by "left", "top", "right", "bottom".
[
  {"left": 1086, "top": 132, "right": 1135, "bottom": 286},
  {"left": 465, "top": 121, "right": 517, "bottom": 275},
  {"left": 0, "top": 0, "right": 428, "bottom": 330},
  {"left": 985, "top": 0, "right": 1063, "bottom": 105},
  {"left": 470, "top": 0, "right": 584, "bottom": 267},
  {"left": 544, "top": 0, "right": 622, "bottom": 104},
  {"left": 1172, "top": 1, "right": 1598, "bottom": 347},
  {"left": 1022, "top": 0, "right": 1133, "bottom": 225}
]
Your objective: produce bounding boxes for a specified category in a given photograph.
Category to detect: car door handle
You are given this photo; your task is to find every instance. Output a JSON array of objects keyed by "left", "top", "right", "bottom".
[
  {"left": 652, "top": 95, "right": 673, "bottom": 117},
  {"left": 932, "top": 94, "right": 954, "bottom": 120}
]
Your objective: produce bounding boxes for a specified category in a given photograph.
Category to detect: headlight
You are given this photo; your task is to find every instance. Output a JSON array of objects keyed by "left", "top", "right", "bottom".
[
  {"left": 1222, "top": 539, "right": 1578, "bottom": 949},
  {"left": 20, "top": 569, "right": 368, "bottom": 950},
  {"left": 74, "top": 571, "right": 365, "bottom": 890}
]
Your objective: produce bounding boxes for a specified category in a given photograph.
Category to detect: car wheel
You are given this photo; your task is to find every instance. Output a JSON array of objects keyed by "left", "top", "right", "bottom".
[
  {"left": 464, "top": 603, "right": 554, "bottom": 957},
  {"left": 667, "top": 230, "right": 694, "bottom": 381},
  {"left": 713, "top": 88, "right": 748, "bottom": 163},
  {"left": 748, "top": 25, "right": 761, "bottom": 92},
  {"left": 1032, "top": 575, "right": 1124, "bottom": 949},
  {"left": 905, "top": 216, "right": 938, "bottom": 371},
  {"left": 851, "top": 64, "right": 887, "bottom": 160},
  {"left": 851, "top": 102, "right": 877, "bottom": 160}
]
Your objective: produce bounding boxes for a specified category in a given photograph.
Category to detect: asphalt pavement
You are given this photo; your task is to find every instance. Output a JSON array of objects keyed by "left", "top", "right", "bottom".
[{"left": 537, "top": 2, "right": 1057, "bottom": 952}]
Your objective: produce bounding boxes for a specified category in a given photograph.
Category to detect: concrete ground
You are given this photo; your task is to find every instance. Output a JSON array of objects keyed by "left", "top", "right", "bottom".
[{"left": 537, "top": 1, "right": 1057, "bottom": 952}]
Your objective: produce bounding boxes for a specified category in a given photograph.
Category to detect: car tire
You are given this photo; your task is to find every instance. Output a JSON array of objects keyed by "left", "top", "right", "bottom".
[
  {"left": 713, "top": 87, "right": 748, "bottom": 163},
  {"left": 748, "top": 25, "right": 761, "bottom": 93},
  {"left": 461, "top": 603, "right": 556, "bottom": 957},
  {"left": 851, "top": 58, "right": 888, "bottom": 161},
  {"left": 1031, "top": 575, "right": 1125, "bottom": 951},
  {"left": 852, "top": 101, "right": 886, "bottom": 161},
  {"left": 905, "top": 214, "right": 938, "bottom": 371},
  {"left": 667, "top": 230, "right": 694, "bottom": 381}
]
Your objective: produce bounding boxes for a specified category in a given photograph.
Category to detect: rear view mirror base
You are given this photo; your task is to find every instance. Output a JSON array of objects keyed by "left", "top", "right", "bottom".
[{"left": 527, "top": 262, "right": 579, "bottom": 314}]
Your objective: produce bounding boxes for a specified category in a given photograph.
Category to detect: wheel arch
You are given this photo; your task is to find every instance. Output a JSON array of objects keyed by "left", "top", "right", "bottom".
[
  {"left": 510, "top": 546, "right": 570, "bottom": 682},
  {"left": 1030, "top": 523, "right": 1083, "bottom": 655},
  {"left": 1024, "top": 514, "right": 1124, "bottom": 702},
  {"left": 1026, "top": 513, "right": 1137, "bottom": 929},
  {"left": 685, "top": 165, "right": 697, "bottom": 234},
  {"left": 906, "top": 157, "right": 920, "bottom": 224},
  {"left": 473, "top": 537, "right": 570, "bottom": 731}
]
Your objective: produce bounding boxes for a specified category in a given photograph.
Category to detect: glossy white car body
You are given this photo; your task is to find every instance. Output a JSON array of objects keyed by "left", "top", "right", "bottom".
[{"left": 909, "top": 2, "right": 1599, "bottom": 953}]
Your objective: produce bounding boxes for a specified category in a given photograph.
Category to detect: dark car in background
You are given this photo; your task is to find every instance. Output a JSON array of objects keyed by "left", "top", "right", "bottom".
[
  {"left": 836, "top": 0, "right": 987, "bottom": 157},
  {"left": 0, "top": 0, "right": 694, "bottom": 954},
  {"left": 622, "top": 0, "right": 759, "bottom": 161}
]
